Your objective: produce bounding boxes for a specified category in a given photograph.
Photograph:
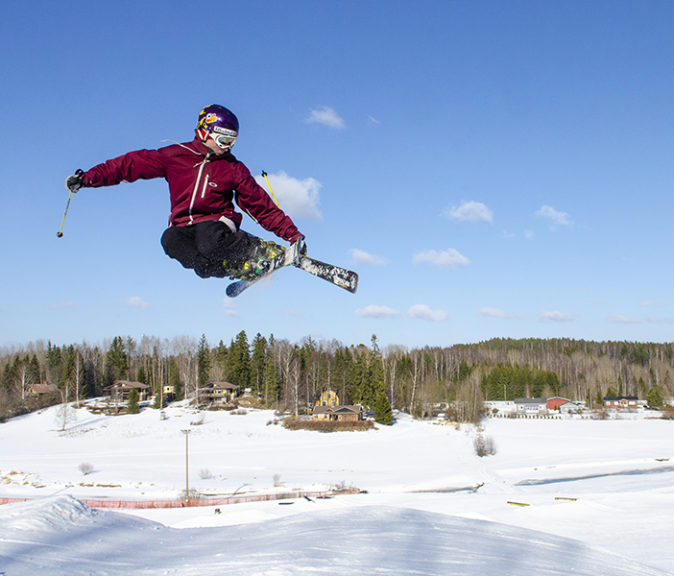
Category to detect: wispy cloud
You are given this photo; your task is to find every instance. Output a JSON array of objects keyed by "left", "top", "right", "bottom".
[
  {"left": 640, "top": 300, "right": 666, "bottom": 308},
  {"left": 50, "top": 301, "right": 73, "bottom": 310},
  {"left": 355, "top": 305, "right": 401, "bottom": 318},
  {"left": 222, "top": 299, "right": 238, "bottom": 317},
  {"left": 645, "top": 315, "right": 674, "bottom": 325},
  {"left": 305, "top": 106, "right": 345, "bottom": 129},
  {"left": 126, "top": 296, "right": 149, "bottom": 309},
  {"left": 407, "top": 304, "right": 448, "bottom": 322},
  {"left": 445, "top": 201, "right": 493, "bottom": 223},
  {"left": 367, "top": 115, "right": 381, "bottom": 125},
  {"left": 413, "top": 248, "right": 469, "bottom": 270},
  {"left": 255, "top": 171, "right": 322, "bottom": 221},
  {"left": 607, "top": 314, "right": 641, "bottom": 324},
  {"left": 351, "top": 249, "right": 387, "bottom": 266},
  {"left": 539, "top": 310, "right": 575, "bottom": 322},
  {"left": 536, "top": 205, "right": 573, "bottom": 228},
  {"left": 479, "top": 307, "right": 521, "bottom": 319}
]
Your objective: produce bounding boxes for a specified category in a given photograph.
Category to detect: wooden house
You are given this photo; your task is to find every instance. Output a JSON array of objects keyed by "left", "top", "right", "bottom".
[
  {"left": 105, "top": 381, "right": 150, "bottom": 402},
  {"left": 27, "top": 382, "right": 59, "bottom": 397},
  {"left": 315, "top": 389, "right": 339, "bottom": 408},
  {"left": 312, "top": 389, "right": 364, "bottom": 422},
  {"left": 514, "top": 398, "right": 547, "bottom": 415},
  {"left": 603, "top": 396, "right": 640, "bottom": 410},
  {"left": 200, "top": 382, "right": 240, "bottom": 406}
]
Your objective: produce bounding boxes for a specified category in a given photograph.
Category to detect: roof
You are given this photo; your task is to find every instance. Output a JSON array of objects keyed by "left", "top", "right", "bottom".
[
  {"left": 332, "top": 405, "right": 364, "bottom": 415},
  {"left": 312, "top": 405, "right": 363, "bottom": 415},
  {"left": 514, "top": 398, "right": 547, "bottom": 404},
  {"left": 205, "top": 382, "right": 239, "bottom": 390},
  {"left": 108, "top": 380, "right": 150, "bottom": 390},
  {"left": 28, "top": 382, "right": 59, "bottom": 394},
  {"left": 312, "top": 406, "right": 333, "bottom": 415}
]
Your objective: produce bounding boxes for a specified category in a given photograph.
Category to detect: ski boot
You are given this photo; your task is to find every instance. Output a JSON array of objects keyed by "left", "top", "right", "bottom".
[{"left": 228, "top": 240, "right": 286, "bottom": 281}]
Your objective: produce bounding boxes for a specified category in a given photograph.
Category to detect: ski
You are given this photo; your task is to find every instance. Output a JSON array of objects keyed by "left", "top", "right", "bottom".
[
  {"left": 295, "top": 255, "right": 359, "bottom": 293},
  {"left": 225, "top": 251, "right": 288, "bottom": 298},
  {"left": 226, "top": 254, "right": 358, "bottom": 298}
]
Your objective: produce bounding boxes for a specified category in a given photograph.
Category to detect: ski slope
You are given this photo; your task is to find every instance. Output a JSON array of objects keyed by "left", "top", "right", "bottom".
[{"left": 0, "top": 403, "right": 672, "bottom": 575}]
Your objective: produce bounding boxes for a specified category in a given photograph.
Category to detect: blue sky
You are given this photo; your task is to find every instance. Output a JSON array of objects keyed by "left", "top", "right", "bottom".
[{"left": 1, "top": 0, "right": 672, "bottom": 350}]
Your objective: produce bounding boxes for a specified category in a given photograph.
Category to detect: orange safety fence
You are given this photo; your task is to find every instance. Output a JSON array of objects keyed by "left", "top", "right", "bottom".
[{"left": 0, "top": 487, "right": 360, "bottom": 509}]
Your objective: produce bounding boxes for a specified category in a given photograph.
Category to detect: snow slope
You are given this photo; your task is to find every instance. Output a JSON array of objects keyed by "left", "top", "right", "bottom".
[{"left": 0, "top": 404, "right": 673, "bottom": 575}]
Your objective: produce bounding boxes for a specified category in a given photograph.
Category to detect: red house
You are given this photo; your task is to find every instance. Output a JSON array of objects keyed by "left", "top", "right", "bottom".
[
  {"left": 546, "top": 397, "right": 570, "bottom": 410},
  {"left": 603, "top": 396, "right": 639, "bottom": 409}
]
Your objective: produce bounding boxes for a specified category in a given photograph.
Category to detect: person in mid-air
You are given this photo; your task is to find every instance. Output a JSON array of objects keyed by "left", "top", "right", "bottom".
[{"left": 66, "top": 104, "right": 305, "bottom": 280}]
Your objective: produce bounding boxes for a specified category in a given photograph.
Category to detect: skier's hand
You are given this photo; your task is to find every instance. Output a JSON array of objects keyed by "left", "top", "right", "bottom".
[
  {"left": 292, "top": 235, "right": 307, "bottom": 255},
  {"left": 66, "top": 169, "right": 84, "bottom": 193}
]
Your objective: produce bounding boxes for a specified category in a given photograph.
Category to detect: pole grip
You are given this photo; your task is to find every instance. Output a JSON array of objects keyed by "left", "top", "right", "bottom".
[{"left": 262, "top": 170, "right": 280, "bottom": 207}]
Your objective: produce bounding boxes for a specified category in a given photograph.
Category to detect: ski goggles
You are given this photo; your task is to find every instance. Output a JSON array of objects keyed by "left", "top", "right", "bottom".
[{"left": 211, "top": 127, "right": 238, "bottom": 150}]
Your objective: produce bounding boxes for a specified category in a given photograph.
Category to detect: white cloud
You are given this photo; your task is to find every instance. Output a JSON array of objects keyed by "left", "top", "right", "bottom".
[
  {"left": 607, "top": 314, "right": 641, "bottom": 324},
  {"left": 536, "top": 205, "right": 572, "bottom": 227},
  {"left": 445, "top": 201, "right": 493, "bottom": 223},
  {"left": 222, "top": 299, "right": 239, "bottom": 317},
  {"left": 355, "top": 305, "right": 401, "bottom": 318},
  {"left": 127, "top": 296, "right": 149, "bottom": 309},
  {"left": 367, "top": 115, "right": 381, "bottom": 125},
  {"left": 305, "top": 106, "right": 345, "bottom": 129},
  {"left": 645, "top": 315, "right": 674, "bottom": 325},
  {"left": 640, "top": 300, "right": 666, "bottom": 308},
  {"left": 350, "top": 249, "right": 387, "bottom": 266},
  {"left": 413, "top": 248, "right": 469, "bottom": 270},
  {"left": 539, "top": 310, "right": 575, "bottom": 322},
  {"left": 479, "top": 307, "right": 521, "bottom": 319},
  {"left": 255, "top": 171, "right": 322, "bottom": 221},
  {"left": 407, "top": 304, "right": 448, "bottom": 322}
]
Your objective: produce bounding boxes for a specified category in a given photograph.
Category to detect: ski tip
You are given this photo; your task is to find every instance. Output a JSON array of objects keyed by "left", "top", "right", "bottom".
[
  {"left": 226, "top": 282, "right": 245, "bottom": 298},
  {"left": 334, "top": 275, "right": 358, "bottom": 294}
]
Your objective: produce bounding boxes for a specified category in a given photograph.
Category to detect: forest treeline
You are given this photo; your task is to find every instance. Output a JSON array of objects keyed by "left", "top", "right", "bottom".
[{"left": 1, "top": 334, "right": 672, "bottom": 421}]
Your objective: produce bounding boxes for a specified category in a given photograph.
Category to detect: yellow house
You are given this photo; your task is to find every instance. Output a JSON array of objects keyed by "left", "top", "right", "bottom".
[
  {"left": 312, "top": 390, "right": 364, "bottom": 422},
  {"left": 316, "top": 389, "right": 339, "bottom": 408}
]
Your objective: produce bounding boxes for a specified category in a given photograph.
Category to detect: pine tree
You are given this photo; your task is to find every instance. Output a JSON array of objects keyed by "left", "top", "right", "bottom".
[
  {"left": 647, "top": 386, "right": 664, "bottom": 408},
  {"left": 250, "top": 333, "right": 268, "bottom": 397},
  {"left": 105, "top": 336, "right": 128, "bottom": 385},
  {"left": 373, "top": 383, "right": 393, "bottom": 425},
  {"left": 197, "top": 334, "right": 211, "bottom": 388},
  {"left": 127, "top": 388, "right": 140, "bottom": 414},
  {"left": 46, "top": 341, "right": 62, "bottom": 384},
  {"left": 226, "top": 331, "right": 250, "bottom": 389},
  {"left": 264, "top": 357, "right": 280, "bottom": 406}
]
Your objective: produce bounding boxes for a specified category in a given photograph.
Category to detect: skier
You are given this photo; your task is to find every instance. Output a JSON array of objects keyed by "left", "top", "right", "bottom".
[{"left": 65, "top": 104, "right": 305, "bottom": 280}]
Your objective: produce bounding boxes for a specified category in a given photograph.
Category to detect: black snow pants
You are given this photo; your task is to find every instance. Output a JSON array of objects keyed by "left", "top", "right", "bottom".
[{"left": 161, "top": 220, "right": 267, "bottom": 279}]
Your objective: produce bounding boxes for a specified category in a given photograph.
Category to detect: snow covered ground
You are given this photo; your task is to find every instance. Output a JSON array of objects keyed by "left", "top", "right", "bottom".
[{"left": 1, "top": 403, "right": 672, "bottom": 575}]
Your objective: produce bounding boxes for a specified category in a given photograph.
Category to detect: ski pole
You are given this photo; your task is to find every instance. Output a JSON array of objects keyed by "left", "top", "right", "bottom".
[
  {"left": 57, "top": 189, "right": 74, "bottom": 238},
  {"left": 58, "top": 169, "right": 83, "bottom": 238},
  {"left": 261, "top": 170, "right": 280, "bottom": 207}
]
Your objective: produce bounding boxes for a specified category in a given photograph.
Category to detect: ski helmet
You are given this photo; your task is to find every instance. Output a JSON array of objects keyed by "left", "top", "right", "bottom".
[{"left": 197, "top": 104, "right": 239, "bottom": 151}]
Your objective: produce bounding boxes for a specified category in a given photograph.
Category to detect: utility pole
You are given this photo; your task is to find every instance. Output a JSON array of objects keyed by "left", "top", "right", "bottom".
[{"left": 181, "top": 429, "right": 191, "bottom": 504}]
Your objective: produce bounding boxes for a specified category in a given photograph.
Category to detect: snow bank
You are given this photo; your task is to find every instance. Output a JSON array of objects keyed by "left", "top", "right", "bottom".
[
  {"left": 0, "top": 496, "right": 668, "bottom": 576},
  {"left": 0, "top": 495, "right": 98, "bottom": 532}
]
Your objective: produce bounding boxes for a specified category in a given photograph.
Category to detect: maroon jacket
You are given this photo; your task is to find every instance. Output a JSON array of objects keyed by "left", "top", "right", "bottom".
[{"left": 81, "top": 135, "right": 302, "bottom": 243}]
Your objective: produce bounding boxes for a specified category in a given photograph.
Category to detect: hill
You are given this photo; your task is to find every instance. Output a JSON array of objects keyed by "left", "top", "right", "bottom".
[{"left": 0, "top": 403, "right": 672, "bottom": 574}]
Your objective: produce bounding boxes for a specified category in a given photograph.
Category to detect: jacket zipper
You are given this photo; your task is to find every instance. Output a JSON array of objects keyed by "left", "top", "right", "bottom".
[
  {"left": 201, "top": 174, "right": 210, "bottom": 198},
  {"left": 188, "top": 156, "right": 210, "bottom": 224}
]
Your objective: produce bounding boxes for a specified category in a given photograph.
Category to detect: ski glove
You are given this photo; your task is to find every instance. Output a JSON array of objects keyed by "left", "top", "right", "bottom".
[
  {"left": 66, "top": 169, "right": 85, "bottom": 193},
  {"left": 292, "top": 235, "right": 307, "bottom": 255}
]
